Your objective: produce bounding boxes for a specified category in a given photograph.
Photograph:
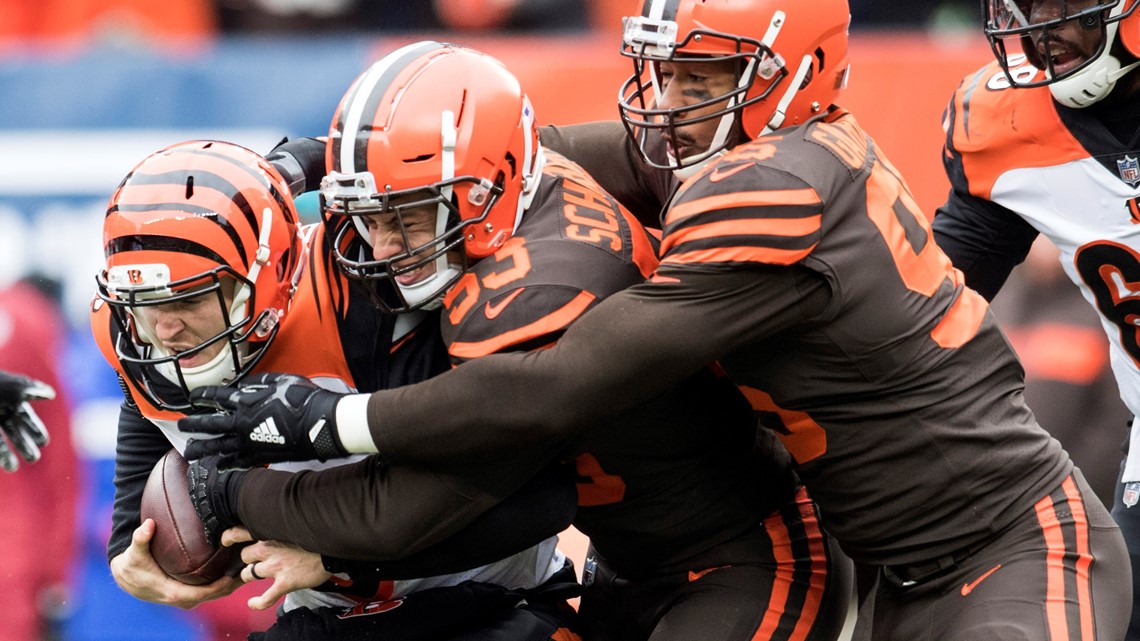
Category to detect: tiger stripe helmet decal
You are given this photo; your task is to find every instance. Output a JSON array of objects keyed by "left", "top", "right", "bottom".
[{"left": 97, "top": 140, "right": 303, "bottom": 411}]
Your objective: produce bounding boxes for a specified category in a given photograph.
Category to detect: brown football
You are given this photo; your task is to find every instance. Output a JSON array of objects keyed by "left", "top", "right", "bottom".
[{"left": 140, "top": 449, "right": 244, "bottom": 585}]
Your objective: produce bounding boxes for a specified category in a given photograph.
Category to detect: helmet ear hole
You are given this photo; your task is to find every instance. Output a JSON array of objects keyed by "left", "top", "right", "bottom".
[{"left": 800, "top": 60, "right": 816, "bottom": 90}]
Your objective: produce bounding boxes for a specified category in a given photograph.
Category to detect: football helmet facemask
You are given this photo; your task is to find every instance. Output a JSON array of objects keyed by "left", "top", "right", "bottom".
[
  {"left": 321, "top": 41, "right": 543, "bottom": 313},
  {"left": 985, "top": 0, "right": 1140, "bottom": 107},
  {"left": 618, "top": 0, "right": 850, "bottom": 177},
  {"left": 97, "top": 140, "right": 303, "bottom": 411}
]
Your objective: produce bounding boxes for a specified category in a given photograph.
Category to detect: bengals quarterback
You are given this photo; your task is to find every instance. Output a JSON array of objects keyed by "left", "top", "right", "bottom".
[{"left": 93, "top": 140, "right": 579, "bottom": 640}]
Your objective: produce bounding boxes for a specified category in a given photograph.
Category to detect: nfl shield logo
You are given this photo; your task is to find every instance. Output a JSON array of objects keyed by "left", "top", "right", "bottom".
[
  {"left": 1119, "top": 155, "right": 1140, "bottom": 185},
  {"left": 1125, "top": 482, "right": 1140, "bottom": 508}
]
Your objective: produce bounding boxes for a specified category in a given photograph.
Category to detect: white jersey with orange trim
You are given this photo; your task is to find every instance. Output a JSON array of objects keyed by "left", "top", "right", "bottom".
[
  {"left": 94, "top": 222, "right": 562, "bottom": 611},
  {"left": 935, "top": 60, "right": 1140, "bottom": 470}
]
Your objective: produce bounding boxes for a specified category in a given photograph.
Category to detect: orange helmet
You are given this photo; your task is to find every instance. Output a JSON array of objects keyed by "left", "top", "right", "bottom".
[
  {"left": 984, "top": 0, "right": 1140, "bottom": 107},
  {"left": 97, "top": 140, "right": 303, "bottom": 411},
  {"left": 320, "top": 41, "right": 543, "bottom": 313},
  {"left": 618, "top": 0, "right": 850, "bottom": 173}
]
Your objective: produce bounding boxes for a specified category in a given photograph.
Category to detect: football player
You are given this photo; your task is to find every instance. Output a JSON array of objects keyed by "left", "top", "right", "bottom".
[
  {"left": 0, "top": 369, "right": 53, "bottom": 473},
  {"left": 933, "top": 1, "right": 1140, "bottom": 636},
  {"left": 183, "top": 0, "right": 1133, "bottom": 639},
  {"left": 94, "top": 140, "right": 579, "bottom": 640},
  {"left": 182, "top": 42, "right": 851, "bottom": 641}
]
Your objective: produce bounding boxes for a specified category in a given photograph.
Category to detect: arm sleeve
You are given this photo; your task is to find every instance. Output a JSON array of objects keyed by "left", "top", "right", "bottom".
[
  {"left": 932, "top": 92, "right": 1038, "bottom": 302},
  {"left": 236, "top": 442, "right": 567, "bottom": 560},
  {"left": 266, "top": 136, "right": 328, "bottom": 197},
  {"left": 540, "top": 121, "right": 666, "bottom": 229},
  {"left": 237, "top": 265, "right": 826, "bottom": 561},
  {"left": 369, "top": 264, "right": 830, "bottom": 464},
  {"left": 106, "top": 402, "right": 173, "bottom": 563},
  {"left": 318, "top": 461, "right": 577, "bottom": 578},
  {"left": 932, "top": 191, "right": 1038, "bottom": 302}
]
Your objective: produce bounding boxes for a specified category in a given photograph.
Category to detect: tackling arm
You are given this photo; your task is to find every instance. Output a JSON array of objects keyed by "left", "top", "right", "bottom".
[
  {"left": 315, "top": 462, "right": 577, "bottom": 582},
  {"left": 234, "top": 452, "right": 573, "bottom": 562},
  {"left": 266, "top": 136, "right": 328, "bottom": 197},
  {"left": 365, "top": 265, "right": 823, "bottom": 465}
]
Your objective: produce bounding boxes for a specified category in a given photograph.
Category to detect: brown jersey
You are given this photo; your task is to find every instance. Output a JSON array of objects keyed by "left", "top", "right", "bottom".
[
  {"left": 217, "top": 149, "right": 808, "bottom": 579},
  {"left": 540, "top": 121, "right": 676, "bottom": 229},
  {"left": 439, "top": 150, "right": 657, "bottom": 360},
  {"left": 366, "top": 110, "right": 1070, "bottom": 567},
  {"left": 656, "top": 109, "right": 1070, "bottom": 563},
  {"left": 440, "top": 150, "right": 796, "bottom": 577}
]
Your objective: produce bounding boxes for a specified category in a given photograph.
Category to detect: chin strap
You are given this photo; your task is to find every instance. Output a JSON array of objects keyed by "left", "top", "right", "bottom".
[
  {"left": 1111, "top": 59, "right": 1140, "bottom": 83},
  {"left": 1049, "top": 12, "right": 1140, "bottom": 107},
  {"left": 671, "top": 149, "right": 726, "bottom": 181},
  {"left": 1051, "top": 54, "right": 1140, "bottom": 107}
]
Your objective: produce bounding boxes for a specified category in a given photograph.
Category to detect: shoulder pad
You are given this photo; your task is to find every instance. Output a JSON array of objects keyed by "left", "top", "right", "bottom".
[{"left": 946, "top": 61, "right": 1087, "bottom": 199}]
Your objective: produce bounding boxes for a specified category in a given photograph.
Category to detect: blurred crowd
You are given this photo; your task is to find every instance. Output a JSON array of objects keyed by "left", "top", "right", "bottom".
[{"left": 0, "top": 0, "right": 980, "bottom": 43}]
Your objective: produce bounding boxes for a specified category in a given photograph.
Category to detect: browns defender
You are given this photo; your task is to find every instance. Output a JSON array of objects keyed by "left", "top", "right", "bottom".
[{"left": 185, "top": 42, "right": 850, "bottom": 641}]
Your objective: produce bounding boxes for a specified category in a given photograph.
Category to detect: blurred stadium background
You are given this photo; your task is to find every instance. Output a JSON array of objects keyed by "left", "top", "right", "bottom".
[{"left": 4, "top": 1, "right": 1093, "bottom": 640}]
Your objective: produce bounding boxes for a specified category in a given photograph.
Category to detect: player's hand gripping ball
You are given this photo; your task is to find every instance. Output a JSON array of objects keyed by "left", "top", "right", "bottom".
[{"left": 140, "top": 449, "right": 243, "bottom": 585}]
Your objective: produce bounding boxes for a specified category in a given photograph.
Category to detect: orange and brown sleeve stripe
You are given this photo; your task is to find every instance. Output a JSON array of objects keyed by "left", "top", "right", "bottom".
[
  {"left": 1033, "top": 474, "right": 1095, "bottom": 641},
  {"left": 448, "top": 291, "right": 596, "bottom": 361},
  {"left": 661, "top": 189, "right": 822, "bottom": 268},
  {"left": 753, "top": 486, "right": 829, "bottom": 641}
]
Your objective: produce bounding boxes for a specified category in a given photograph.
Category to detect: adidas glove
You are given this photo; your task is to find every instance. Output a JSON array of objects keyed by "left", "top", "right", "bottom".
[{"left": 179, "top": 372, "right": 347, "bottom": 470}]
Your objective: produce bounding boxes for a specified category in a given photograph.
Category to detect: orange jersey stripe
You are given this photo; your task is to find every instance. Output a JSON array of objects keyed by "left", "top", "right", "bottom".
[
  {"left": 666, "top": 189, "right": 822, "bottom": 226},
  {"left": 390, "top": 327, "right": 419, "bottom": 354},
  {"left": 448, "top": 291, "right": 596, "bottom": 360},
  {"left": 662, "top": 243, "right": 817, "bottom": 268},
  {"left": 551, "top": 628, "right": 582, "bottom": 641},
  {"left": 1061, "top": 476, "right": 1095, "bottom": 641},
  {"left": 668, "top": 215, "right": 823, "bottom": 245},
  {"left": 1034, "top": 489, "right": 1071, "bottom": 641},
  {"left": 738, "top": 387, "right": 827, "bottom": 464},
  {"left": 613, "top": 202, "right": 660, "bottom": 278},
  {"left": 790, "top": 487, "right": 827, "bottom": 641},
  {"left": 754, "top": 506, "right": 795, "bottom": 641},
  {"left": 929, "top": 286, "right": 987, "bottom": 348}
]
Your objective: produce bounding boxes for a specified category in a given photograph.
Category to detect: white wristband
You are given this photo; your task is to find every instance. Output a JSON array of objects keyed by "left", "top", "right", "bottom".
[{"left": 334, "top": 394, "right": 379, "bottom": 454}]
